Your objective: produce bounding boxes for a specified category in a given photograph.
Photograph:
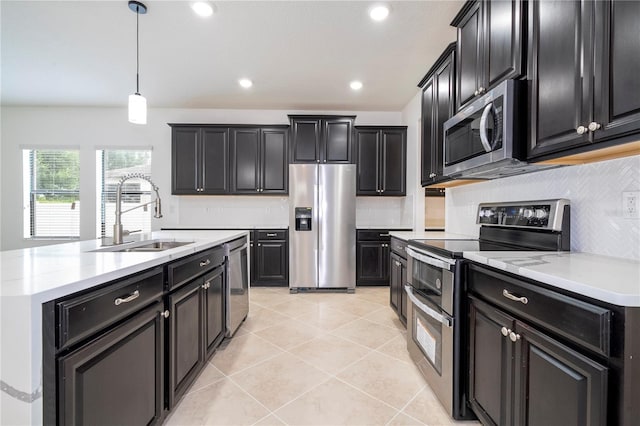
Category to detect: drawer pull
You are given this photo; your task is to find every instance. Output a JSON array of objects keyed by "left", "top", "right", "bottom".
[
  {"left": 501, "top": 326, "right": 511, "bottom": 337},
  {"left": 114, "top": 290, "right": 140, "bottom": 306},
  {"left": 200, "top": 259, "right": 211, "bottom": 267},
  {"left": 202, "top": 281, "right": 211, "bottom": 290},
  {"left": 160, "top": 310, "right": 170, "bottom": 319},
  {"left": 509, "top": 331, "right": 521, "bottom": 342},
  {"left": 503, "top": 289, "right": 528, "bottom": 305},
  {"left": 379, "top": 233, "right": 390, "bottom": 237},
  {"left": 266, "top": 233, "right": 277, "bottom": 237}
]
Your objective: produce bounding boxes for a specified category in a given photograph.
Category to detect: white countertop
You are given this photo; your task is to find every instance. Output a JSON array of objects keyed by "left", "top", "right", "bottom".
[
  {"left": 0, "top": 230, "right": 248, "bottom": 302},
  {"left": 388, "top": 230, "right": 476, "bottom": 241},
  {"left": 464, "top": 251, "right": 640, "bottom": 307}
]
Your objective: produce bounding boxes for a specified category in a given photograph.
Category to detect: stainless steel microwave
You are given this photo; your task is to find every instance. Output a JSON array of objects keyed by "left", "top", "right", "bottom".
[{"left": 443, "top": 80, "right": 557, "bottom": 179}]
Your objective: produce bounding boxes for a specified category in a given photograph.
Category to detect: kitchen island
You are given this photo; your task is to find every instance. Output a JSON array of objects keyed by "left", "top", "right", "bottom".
[{"left": 0, "top": 230, "right": 248, "bottom": 425}]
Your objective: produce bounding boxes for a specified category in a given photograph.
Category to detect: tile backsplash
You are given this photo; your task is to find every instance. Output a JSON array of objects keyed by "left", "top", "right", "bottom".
[{"left": 446, "top": 155, "right": 640, "bottom": 260}]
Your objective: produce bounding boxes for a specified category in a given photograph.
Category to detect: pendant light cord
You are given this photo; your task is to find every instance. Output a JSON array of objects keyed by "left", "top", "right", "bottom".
[{"left": 135, "top": 5, "right": 140, "bottom": 95}]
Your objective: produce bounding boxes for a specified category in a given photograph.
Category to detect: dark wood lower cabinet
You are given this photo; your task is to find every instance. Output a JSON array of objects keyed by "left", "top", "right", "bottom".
[
  {"left": 389, "top": 252, "right": 407, "bottom": 324},
  {"left": 203, "top": 266, "right": 225, "bottom": 358},
  {"left": 356, "top": 241, "right": 390, "bottom": 285},
  {"left": 168, "top": 279, "right": 204, "bottom": 409},
  {"left": 469, "top": 296, "right": 608, "bottom": 426},
  {"left": 58, "top": 302, "right": 165, "bottom": 426},
  {"left": 252, "top": 229, "right": 289, "bottom": 287}
]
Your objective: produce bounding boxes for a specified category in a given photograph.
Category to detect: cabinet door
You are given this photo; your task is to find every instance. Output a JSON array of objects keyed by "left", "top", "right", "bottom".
[
  {"left": 261, "top": 128, "right": 288, "bottom": 193},
  {"left": 201, "top": 127, "right": 230, "bottom": 194},
  {"left": 484, "top": 0, "right": 524, "bottom": 89},
  {"left": 380, "top": 128, "right": 406, "bottom": 195},
  {"left": 456, "top": 0, "right": 482, "bottom": 110},
  {"left": 593, "top": 0, "right": 640, "bottom": 142},
  {"left": 433, "top": 53, "right": 455, "bottom": 181},
  {"left": 390, "top": 253, "right": 401, "bottom": 312},
  {"left": 172, "top": 127, "right": 200, "bottom": 194},
  {"left": 469, "top": 297, "right": 515, "bottom": 426},
  {"left": 58, "top": 302, "right": 164, "bottom": 426},
  {"left": 528, "top": 0, "right": 593, "bottom": 158},
  {"left": 249, "top": 231, "right": 256, "bottom": 286},
  {"left": 256, "top": 241, "right": 288, "bottom": 283},
  {"left": 323, "top": 118, "right": 353, "bottom": 163},
  {"left": 355, "top": 129, "right": 380, "bottom": 195},
  {"left": 514, "top": 321, "right": 608, "bottom": 426},
  {"left": 231, "top": 127, "right": 261, "bottom": 194},
  {"left": 421, "top": 79, "right": 436, "bottom": 185},
  {"left": 168, "top": 279, "right": 204, "bottom": 408},
  {"left": 291, "top": 119, "right": 320, "bottom": 163},
  {"left": 356, "top": 242, "right": 386, "bottom": 285},
  {"left": 204, "top": 266, "right": 225, "bottom": 358}
]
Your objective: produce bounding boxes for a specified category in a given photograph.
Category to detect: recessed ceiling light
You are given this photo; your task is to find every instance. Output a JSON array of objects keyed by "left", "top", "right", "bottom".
[
  {"left": 369, "top": 5, "right": 390, "bottom": 21},
  {"left": 239, "top": 78, "right": 253, "bottom": 89},
  {"left": 191, "top": 2, "right": 214, "bottom": 17},
  {"left": 350, "top": 81, "right": 363, "bottom": 91}
]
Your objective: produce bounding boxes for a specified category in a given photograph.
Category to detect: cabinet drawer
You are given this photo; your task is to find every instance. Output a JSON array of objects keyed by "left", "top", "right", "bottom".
[
  {"left": 168, "top": 247, "right": 225, "bottom": 291},
  {"left": 390, "top": 237, "right": 407, "bottom": 258},
  {"left": 357, "top": 230, "right": 390, "bottom": 241},
  {"left": 468, "top": 264, "right": 612, "bottom": 356},
  {"left": 57, "top": 267, "right": 164, "bottom": 350},
  {"left": 257, "top": 230, "right": 287, "bottom": 240}
]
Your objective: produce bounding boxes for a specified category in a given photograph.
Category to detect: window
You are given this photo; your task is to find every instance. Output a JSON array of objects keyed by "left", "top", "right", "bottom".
[
  {"left": 23, "top": 149, "right": 80, "bottom": 239},
  {"left": 97, "top": 149, "right": 152, "bottom": 238}
]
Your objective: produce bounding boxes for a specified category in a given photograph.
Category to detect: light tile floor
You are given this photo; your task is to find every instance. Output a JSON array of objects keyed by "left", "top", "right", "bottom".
[{"left": 165, "top": 287, "right": 479, "bottom": 426}]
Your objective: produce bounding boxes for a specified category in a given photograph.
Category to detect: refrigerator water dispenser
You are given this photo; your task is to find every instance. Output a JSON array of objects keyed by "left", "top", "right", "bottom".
[{"left": 295, "top": 207, "right": 312, "bottom": 231}]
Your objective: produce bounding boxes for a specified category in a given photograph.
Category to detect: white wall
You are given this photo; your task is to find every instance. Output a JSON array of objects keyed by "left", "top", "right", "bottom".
[
  {"left": 1, "top": 106, "right": 411, "bottom": 250},
  {"left": 401, "top": 90, "right": 424, "bottom": 231},
  {"left": 446, "top": 155, "right": 640, "bottom": 260}
]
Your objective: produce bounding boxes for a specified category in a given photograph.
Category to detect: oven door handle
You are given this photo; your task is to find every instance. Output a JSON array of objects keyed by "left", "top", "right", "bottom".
[
  {"left": 406, "top": 247, "right": 451, "bottom": 270},
  {"left": 405, "top": 285, "right": 453, "bottom": 328}
]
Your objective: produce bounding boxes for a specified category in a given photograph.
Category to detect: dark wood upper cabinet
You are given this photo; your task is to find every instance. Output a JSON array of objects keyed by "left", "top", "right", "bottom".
[
  {"left": 230, "top": 126, "right": 288, "bottom": 194},
  {"left": 418, "top": 43, "right": 456, "bottom": 186},
  {"left": 355, "top": 126, "right": 406, "bottom": 196},
  {"left": 171, "top": 125, "right": 229, "bottom": 195},
  {"left": 289, "top": 115, "right": 355, "bottom": 163},
  {"left": 528, "top": 0, "right": 640, "bottom": 159},
  {"left": 230, "top": 127, "right": 260, "bottom": 194},
  {"left": 171, "top": 124, "right": 287, "bottom": 195},
  {"left": 452, "top": 0, "right": 524, "bottom": 111}
]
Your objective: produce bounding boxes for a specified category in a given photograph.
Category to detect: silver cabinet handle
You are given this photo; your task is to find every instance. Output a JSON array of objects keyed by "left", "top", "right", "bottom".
[
  {"left": 509, "top": 331, "right": 521, "bottom": 342},
  {"left": 429, "top": 173, "right": 436, "bottom": 178},
  {"left": 160, "top": 310, "right": 170, "bottom": 319},
  {"left": 202, "top": 281, "right": 211, "bottom": 289},
  {"left": 379, "top": 233, "right": 390, "bottom": 237},
  {"left": 474, "top": 90, "right": 479, "bottom": 96},
  {"left": 114, "top": 290, "right": 139, "bottom": 306},
  {"left": 501, "top": 326, "right": 511, "bottom": 337},
  {"left": 588, "top": 122, "right": 601, "bottom": 132},
  {"left": 200, "top": 259, "right": 211, "bottom": 267},
  {"left": 395, "top": 261, "right": 401, "bottom": 267},
  {"left": 266, "top": 233, "right": 277, "bottom": 237},
  {"left": 502, "top": 289, "right": 528, "bottom": 305},
  {"left": 576, "top": 125, "right": 587, "bottom": 135},
  {"left": 478, "top": 86, "right": 485, "bottom": 93}
]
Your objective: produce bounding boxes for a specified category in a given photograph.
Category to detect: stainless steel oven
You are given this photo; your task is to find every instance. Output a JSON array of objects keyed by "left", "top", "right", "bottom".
[{"left": 405, "top": 246, "right": 461, "bottom": 418}]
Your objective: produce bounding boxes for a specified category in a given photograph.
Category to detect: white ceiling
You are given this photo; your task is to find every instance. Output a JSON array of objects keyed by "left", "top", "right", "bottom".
[{"left": 1, "top": 0, "right": 462, "bottom": 111}]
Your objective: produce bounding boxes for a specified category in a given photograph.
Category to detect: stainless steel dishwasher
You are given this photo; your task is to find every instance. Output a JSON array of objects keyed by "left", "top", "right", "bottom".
[{"left": 224, "top": 236, "right": 249, "bottom": 336}]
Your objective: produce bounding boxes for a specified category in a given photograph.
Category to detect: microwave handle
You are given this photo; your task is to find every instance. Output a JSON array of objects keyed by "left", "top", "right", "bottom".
[
  {"left": 405, "top": 285, "right": 453, "bottom": 328},
  {"left": 479, "top": 103, "right": 494, "bottom": 153}
]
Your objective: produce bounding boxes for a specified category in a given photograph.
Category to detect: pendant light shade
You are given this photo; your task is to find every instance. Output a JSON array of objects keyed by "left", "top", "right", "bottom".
[
  {"left": 128, "top": 93, "right": 147, "bottom": 124},
  {"left": 128, "top": 1, "right": 147, "bottom": 125}
]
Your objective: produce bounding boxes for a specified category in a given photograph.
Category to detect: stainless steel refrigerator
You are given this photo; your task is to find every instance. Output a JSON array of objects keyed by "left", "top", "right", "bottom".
[{"left": 289, "top": 164, "right": 356, "bottom": 292}]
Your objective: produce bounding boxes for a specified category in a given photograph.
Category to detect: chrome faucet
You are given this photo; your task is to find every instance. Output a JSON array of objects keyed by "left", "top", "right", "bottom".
[{"left": 113, "top": 173, "right": 162, "bottom": 245}]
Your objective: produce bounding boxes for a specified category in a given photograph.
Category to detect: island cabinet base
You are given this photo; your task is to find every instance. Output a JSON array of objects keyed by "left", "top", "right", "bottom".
[{"left": 42, "top": 267, "right": 166, "bottom": 426}]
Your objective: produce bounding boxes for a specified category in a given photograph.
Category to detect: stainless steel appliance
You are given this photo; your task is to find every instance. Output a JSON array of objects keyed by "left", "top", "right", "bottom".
[
  {"left": 443, "top": 80, "right": 558, "bottom": 179},
  {"left": 225, "top": 236, "right": 249, "bottom": 336},
  {"left": 289, "top": 164, "right": 356, "bottom": 292},
  {"left": 406, "top": 199, "right": 571, "bottom": 420}
]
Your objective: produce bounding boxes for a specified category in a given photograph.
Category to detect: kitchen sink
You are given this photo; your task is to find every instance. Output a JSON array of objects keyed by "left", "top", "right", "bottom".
[{"left": 91, "top": 239, "right": 194, "bottom": 253}]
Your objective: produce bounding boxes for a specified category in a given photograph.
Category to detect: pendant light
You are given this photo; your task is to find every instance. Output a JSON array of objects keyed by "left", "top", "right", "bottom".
[{"left": 128, "top": 1, "right": 147, "bottom": 125}]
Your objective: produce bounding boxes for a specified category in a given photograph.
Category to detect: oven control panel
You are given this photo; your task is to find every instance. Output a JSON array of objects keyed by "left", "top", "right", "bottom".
[{"left": 476, "top": 199, "right": 569, "bottom": 232}]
